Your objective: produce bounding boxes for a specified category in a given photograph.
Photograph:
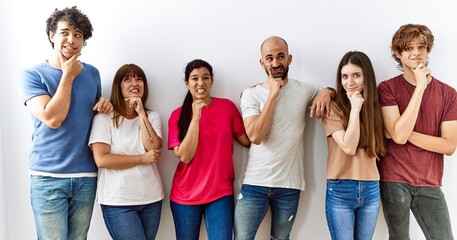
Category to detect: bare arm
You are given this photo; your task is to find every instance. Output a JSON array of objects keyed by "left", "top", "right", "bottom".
[
  {"left": 383, "top": 64, "right": 430, "bottom": 144},
  {"left": 331, "top": 113, "right": 360, "bottom": 155},
  {"left": 243, "top": 94, "right": 277, "bottom": 144},
  {"left": 26, "top": 52, "right": 82, "bottom": 129},
  {"left": 330, "top": 92, "right": 364, "bottom": 155},
  {"left": 382, "top": 100, "right": 421, "bottom": 145},
  {"left": 91, "top": 142, "right": 160, "bottom": 170},
  {"left": 235, "top": 133, "right": 251, "bottom": 148},
  {"left": 93, "top": 97, "right": 114, "bottom": 114},
  {"left": 172, "top": 99, "right": 205, "bottom": 164},
  {"left": 309, "top": 88, "right": 333, "bottom": 119},
  {"left": 244, "top": 72, "right": 284, "bottom": 144},
  {"left": 123, "top": 97, "right": 162, "bottom": 151},
  {"left": 139, "top": 113, "right": 162, "bottom": 151},
  {"left": 408, "top": 121, "right": 457, "bottom": 156}
]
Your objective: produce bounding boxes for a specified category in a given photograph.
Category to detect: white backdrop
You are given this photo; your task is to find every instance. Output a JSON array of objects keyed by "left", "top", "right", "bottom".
[{"left": 1, "top": 0, "right": 456, "bottom": 239}]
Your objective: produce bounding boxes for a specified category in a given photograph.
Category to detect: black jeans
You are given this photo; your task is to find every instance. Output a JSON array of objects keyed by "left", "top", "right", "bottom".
[{"left": 380, "top": 182, "right": 454, "bottom": 240}]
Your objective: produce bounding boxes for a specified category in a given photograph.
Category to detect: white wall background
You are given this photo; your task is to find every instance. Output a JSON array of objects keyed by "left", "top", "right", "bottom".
[
  {"left": 1, "top": 0, "right": 10, "bottom": 238},
  {"left": 1, "top": 0, "right": 456, "bottom": 239}
]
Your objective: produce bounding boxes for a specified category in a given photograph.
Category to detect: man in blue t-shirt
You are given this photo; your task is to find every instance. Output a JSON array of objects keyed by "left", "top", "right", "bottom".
[{"left": 21, "top": 6, "right": 112, "bottom": 239}]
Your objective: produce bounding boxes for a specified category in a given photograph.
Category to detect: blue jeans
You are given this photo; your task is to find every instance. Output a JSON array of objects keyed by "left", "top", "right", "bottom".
[
  {"left": 101, "top": 200, "right": 162, "bottom": 240},
  {"left": 30, "top": 176, "right": 97, "bottom": 240},
  {"left": 325, "top": 179, "right": 380, "bottom": 240},
  {"left": 170, "top": 195, "right": 234, "bottom": 240},
  {"left": 380, "top": 182, "right": 454, "bottom": 240},
  {"left": 234, "top": 184, "right": 300, "bottom": 240}
]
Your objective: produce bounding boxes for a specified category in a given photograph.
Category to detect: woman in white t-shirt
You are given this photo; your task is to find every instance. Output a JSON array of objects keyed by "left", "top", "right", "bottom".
[{"left": 89, "top": 64, "right": 163, "bottom": 240}]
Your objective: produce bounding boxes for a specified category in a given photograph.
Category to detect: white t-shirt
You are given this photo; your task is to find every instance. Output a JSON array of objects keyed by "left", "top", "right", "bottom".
[
  {"left": 240, "top": 79, "right": 317, "bottom": 190},
  {"left": 89, "top": 111, "right": 164, "bottom": 205}
]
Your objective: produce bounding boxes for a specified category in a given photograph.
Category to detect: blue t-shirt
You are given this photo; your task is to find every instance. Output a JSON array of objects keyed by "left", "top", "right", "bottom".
[{"left": 21, "top": 61, "right": 101, "bottom": 173}]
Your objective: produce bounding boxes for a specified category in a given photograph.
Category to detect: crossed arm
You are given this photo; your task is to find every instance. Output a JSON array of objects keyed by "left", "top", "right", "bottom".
[
  {"left": 244, "top": 87, "right": 332, "bottom": 145},
  {"left": 382, "top": 105, "right": 457, "bottom": 156},
  {"left": 92, "top": 113, "right": 162, "bottom": 170}
]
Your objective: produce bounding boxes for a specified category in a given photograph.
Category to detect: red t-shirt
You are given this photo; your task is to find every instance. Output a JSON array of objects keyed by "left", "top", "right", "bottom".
[
  {"left": 168, "top": 97, "right": 246, "bottom": 204},
  {"left": 378, "top": 75, "right": 457, "bottom": 187}
]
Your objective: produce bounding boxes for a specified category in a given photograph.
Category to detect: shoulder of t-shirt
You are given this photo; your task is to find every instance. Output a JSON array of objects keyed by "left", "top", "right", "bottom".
[
  {"left": 93, "top": 112, "right": 113, "bottom": 122},
  {"left": 240, "top": 83, "right": 262, "bottom": 99},
  {"left": 146, "top": 110, "right": 161, "bottom": 119},
  {"left": 431, "top": 77, "right": 456, "bottom": 92},
  {"left": 80, "top": 62, "right": 100, "bottom": 75},
  {"left": 378, "top": 74, "right": 402, "bottom": 86},
  {"left": 244, "top": 83, "right": 262, "bottom": 91},
  {"left": 213, "top": 97, "right": 238, "bottom": 108},
  {"left": 146, "top": 109, "right": 159, "bottom": 115},
  {"left": 289, "top": 78, "right": 316, "bottom": 90},
  {"left": 325, "top": 101, "right": 342, "bottom": 120},
  {"left": 24, "top": 61, "right": 51, "bottom": 74},
  {"left": 169, "top": 107, "right": 182, "bottom": 120},
  {"left": 212, "top": 97, "right": 233, "bottom": 103},
  {"left": 80, "top": 61, "right": 97, "bottom": 69},
  {"left": 30, "top": 61, "right": 48, "bottom": 70}
]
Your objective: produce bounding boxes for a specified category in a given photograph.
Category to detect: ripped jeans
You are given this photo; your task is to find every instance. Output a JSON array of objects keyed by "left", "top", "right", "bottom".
[{"left": 234, "top": 184, "right": 300, "bottom": 240}]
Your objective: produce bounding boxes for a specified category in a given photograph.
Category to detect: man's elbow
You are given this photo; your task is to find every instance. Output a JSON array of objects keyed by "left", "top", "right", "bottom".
[
  {"left": 246, "top": 132, "right": 264, "bottom": 145},
  {"left": 444, "top": 145, "right": 456, "bottom": 156},
  {"left": 41, "top": 114, "right": 66, "bottom": 129},
  {"left": 248, "top": 135, "right": 263, "bottom": 145},
  {"left": 45, "top": 119, "right": 63, "bottom": 129},
  {"left": 94, "top": 158, "right": 106, "bottom": 168}
]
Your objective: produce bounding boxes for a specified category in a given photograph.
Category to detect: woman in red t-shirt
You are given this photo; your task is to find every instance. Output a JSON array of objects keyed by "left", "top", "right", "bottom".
[{"left": 168, "top": 59, "right": 250, "bottom": 240}]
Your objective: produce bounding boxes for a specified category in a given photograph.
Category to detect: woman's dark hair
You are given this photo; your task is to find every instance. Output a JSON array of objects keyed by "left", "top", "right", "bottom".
[
  {"left": 111, "top": 64, "right": 149, "bottom": 128},
  {"left": 46, "top": 6, "right": 93, "bottom": 48},
  {"left": 335, "top": 51, "right": 386, "bottom": 158},
  {"left": 177, "top": 59, "right": 214, "bottom": 141}
]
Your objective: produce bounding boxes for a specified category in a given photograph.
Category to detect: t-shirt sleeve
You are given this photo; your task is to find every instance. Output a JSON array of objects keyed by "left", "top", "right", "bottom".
[
  {"left": 306, "top": 83, "right": 319, "bottom": 103},
  {"left": 240, "top": 88, "right": 261, "bottom": 120},
  {"left": 148, "top": 111, "right": 163, "bottom": 138},
  {"left": 229, "top": 100, "right": 246, "bottom": 138},
  {"left": 21, "top": 69, "right": 49, "bottom": 105},
  {"left": 378, "top": 81, "right": 397, "bottom": 107},
  {"left": 88, "top": 114, "right": 112, "bottom": 146},
  {"left": 443, "top": 87, "right": 457, "bottom": 121},
  {"left": 93, "top": 67, "right": 102, "bottom": 100},
  {"left": 168, "top": 109, "right": 181, "bottom": 150},
  {"left": 322, "top": 103, "right": 344, "bottom": 137}
]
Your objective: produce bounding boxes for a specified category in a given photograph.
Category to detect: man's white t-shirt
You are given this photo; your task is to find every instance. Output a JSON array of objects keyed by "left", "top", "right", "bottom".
[{"left": 240, "top": 79, "right": 317, "bottom": 191}]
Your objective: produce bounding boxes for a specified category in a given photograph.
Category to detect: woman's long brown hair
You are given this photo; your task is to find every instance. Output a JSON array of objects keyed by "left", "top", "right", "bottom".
[{"left": 334, "top": 51, "right": 386, "bottom": 158}]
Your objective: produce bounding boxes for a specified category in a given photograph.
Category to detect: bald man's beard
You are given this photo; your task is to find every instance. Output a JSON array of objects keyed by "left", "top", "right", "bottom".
[{"left": 265, "top": 65, "right": 289, "bottom": 80}]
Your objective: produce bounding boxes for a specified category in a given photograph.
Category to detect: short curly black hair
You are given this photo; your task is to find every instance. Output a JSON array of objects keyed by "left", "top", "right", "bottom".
[{"left": 46, "top": 6, "right": 93, "bottom": 48}]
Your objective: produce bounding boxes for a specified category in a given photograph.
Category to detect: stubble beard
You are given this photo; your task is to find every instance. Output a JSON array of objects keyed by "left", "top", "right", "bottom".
[{"left": 265, "top": 65, "right": 289, "bottom": 80}]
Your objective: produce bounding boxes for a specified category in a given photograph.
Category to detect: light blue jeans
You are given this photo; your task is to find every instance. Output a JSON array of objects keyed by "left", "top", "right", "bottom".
[
  {"left": 101, "top": 201, "right": 162, "bottom": 240},
  {"left": 234, "top": 184, "right": 300, "bottom": 240},
  {"left": 170, "top": 195, "right": 234, "bottom": 240},
  {"left": 325, "top": 179, "right": 380, "bottom": 240},
  {"left": 380, "top": 182, "right": 454, "bottom": 240},
  {"left": 30, "top": 176, "right": 97, "bottom": 240}
]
